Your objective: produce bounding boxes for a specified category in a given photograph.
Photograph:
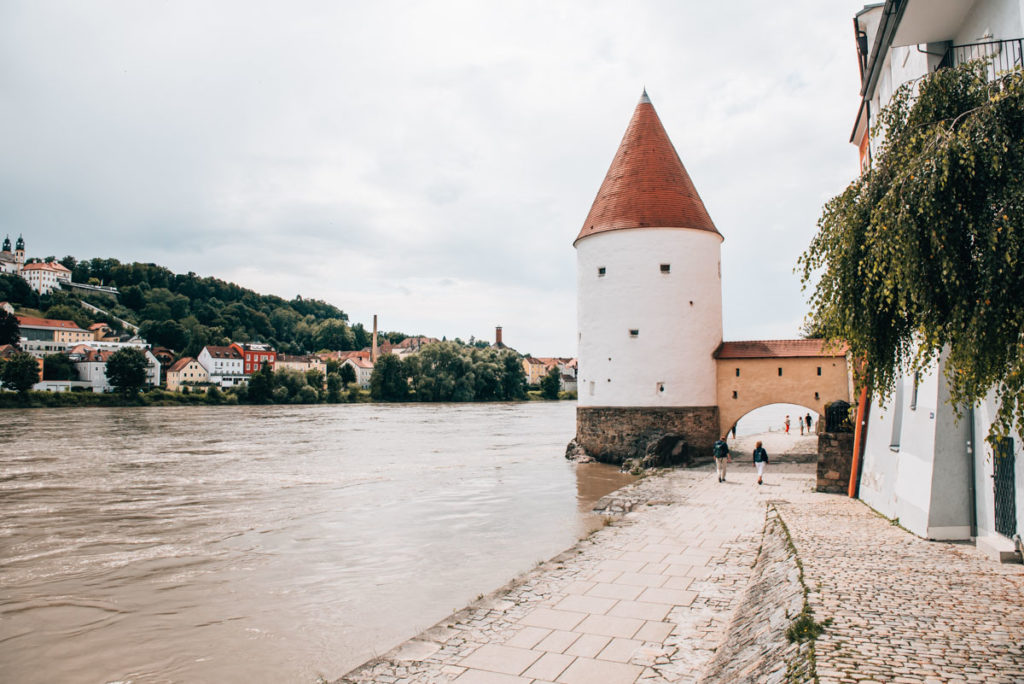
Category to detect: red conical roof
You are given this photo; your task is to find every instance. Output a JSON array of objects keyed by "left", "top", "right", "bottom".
[{"left": 575, "top": 91, "right": 719, "bottom": 244}]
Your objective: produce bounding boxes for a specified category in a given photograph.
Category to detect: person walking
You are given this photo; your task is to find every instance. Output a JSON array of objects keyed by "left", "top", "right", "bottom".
[
  {"left": 753, "top": 440, "right": 769, "bottom": 485},
  {"left": 713, "top": 436, "right": 731, "bottom": 483},
  {"left": 806, "top": 412, "right": 813, "bottom": 434},
  {"left": 798, "top": 415, "right": 805, "bottom": 435},
  {"left": 784, "top": 415, "right": 790, "bottom": 434}
]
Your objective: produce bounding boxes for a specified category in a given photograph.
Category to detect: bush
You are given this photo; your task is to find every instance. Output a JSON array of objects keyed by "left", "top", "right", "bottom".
[{"left": 296, "top": 386, "right": 319, "bottom": 404}]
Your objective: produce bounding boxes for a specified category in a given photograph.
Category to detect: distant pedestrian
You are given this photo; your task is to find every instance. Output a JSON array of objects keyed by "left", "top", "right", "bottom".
[
  {"left": 784, "top": 415, "right": 790, "bottom": 434},
  {"left": 752, "top": 440, "right": 769, "bottom": 485},
  {"left": 713, "top": 436, "right": 731, "bottom": 483},
  {"left": 806, "top": 412, "right": 813, "bottom": 433},
  {"left": 798, "top": 415, "right": 805, "bottom": 435}
]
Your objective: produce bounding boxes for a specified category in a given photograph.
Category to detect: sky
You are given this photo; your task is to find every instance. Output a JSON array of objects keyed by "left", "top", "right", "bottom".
[{"left": 1, "top": 1, "right": 867, "bottom": 357}]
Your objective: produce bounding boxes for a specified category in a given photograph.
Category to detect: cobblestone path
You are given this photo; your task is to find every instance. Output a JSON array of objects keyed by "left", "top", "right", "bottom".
[
  {"left": 778, "top": 496, "right": 1024, "bottom": 684},
  {"left": 336, "top": 461, "right": 1024, "bottom": 684}
]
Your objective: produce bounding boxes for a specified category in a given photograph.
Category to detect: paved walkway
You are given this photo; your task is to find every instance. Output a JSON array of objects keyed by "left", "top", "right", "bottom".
[{"left": 337, "top": 451, "right": 1024, "bottom": 683}]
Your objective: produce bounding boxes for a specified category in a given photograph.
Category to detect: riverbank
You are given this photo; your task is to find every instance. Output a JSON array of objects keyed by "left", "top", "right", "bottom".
[
  {"left": 336, "top": 433, "right": 1024, "bottom": 683},
  {"left": 0, "top": 388, "right": 576, "bottom": 409}
]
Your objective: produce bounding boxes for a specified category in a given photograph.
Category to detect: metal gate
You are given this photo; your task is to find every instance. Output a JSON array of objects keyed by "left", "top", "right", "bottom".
[{"left": 994, "top": 438, "right": 1017, "bottom": 538}]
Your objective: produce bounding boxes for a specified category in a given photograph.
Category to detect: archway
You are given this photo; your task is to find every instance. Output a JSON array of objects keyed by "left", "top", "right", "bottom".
[{"left": 729, "top": 402, "right": 821, "bottom": 438}]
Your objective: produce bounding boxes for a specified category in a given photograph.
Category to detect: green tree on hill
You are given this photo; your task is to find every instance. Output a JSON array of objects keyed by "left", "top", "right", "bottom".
[
  {"left": 106, "top": 348, "right": 149, "bottom": 394},
  {"left": 42, "top": 353, "right": 76, "bottom": 381},
  {"left": 1, "top": 352, "right": 39, "bottom": 395},
  {"left": 339, "top": 363, "right": 357, "bottom": 387},
  {"left": 370, "top": 353, "right": 408, "bottom": 401},
  {"left": 0, "top": 309, "right": 20, "bottom": 348},
  {"left": 540, "top": 366, "right": 561, "bottom": 400},
  {"left": 246, "top": 363, "right": 276, "bottom": 404}
]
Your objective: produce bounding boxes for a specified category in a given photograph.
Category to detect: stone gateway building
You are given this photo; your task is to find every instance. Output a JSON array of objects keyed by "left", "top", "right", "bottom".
[{"left": 573, "top": 92, "right": 849, "bottom": 464}]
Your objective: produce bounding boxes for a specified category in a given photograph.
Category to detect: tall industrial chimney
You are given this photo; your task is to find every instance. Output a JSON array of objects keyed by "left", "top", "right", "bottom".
[
  {"left": 495, "top": 326, "right": 503, "bottom": 347},
  {"left": 372, "top": 314, "right": 379, "bottom": 363}
]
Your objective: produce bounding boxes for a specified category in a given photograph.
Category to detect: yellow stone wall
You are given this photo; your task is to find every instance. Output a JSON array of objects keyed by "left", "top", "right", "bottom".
[{"left": 715, "top": 356, "right": 850, "bottom": 435}]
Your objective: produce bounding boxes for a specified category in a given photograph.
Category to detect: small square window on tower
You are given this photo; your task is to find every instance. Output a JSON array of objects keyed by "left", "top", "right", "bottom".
[
  {"left": 629, "top": 329, "right": 639, "bottom": 337},
  {"left": 735, "top": 368, "right": 740, "bottom": 377},
  {"left": 778, "top": 367, "right": 783, "bottom": 376},
  {"left": 660, "top": 263, "right": 670, "bottom": 273},
  {"left": 597, "top": 266, "right": 606, "bottom": 277},
  {"left": 817, "top": 366, "right": 822, "bottom": 376},
  {"left": 657, "top": 382, "right": 665, "bottom": 393}
]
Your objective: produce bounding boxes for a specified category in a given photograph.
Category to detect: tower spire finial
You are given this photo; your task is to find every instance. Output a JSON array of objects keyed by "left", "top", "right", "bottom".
[{"left": 639, "top": 87, "right": 650, "bottom": 104}]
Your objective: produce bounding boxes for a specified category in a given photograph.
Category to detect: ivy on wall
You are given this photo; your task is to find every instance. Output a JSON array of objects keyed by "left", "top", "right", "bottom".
[{"left": 799, "top": 61, "right": 1024, "bottom": 444}]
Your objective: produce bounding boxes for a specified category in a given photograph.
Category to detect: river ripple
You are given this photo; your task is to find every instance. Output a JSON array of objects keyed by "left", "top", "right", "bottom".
[{"left": 0, "top": 402, "right": 632, "bottom": 683}]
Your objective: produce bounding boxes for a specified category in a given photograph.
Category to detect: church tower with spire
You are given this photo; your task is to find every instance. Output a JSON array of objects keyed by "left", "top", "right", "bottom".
[{"left": 573, "top": 91, "right": 723, "bottom": 463}]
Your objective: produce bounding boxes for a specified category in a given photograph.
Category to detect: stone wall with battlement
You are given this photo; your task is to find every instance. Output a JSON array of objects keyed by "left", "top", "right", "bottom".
[{"left": 575, "top": 406, "right": 719, "bottom": 465}]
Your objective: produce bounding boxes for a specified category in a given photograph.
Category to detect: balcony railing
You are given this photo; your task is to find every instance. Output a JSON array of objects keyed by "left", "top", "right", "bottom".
[{"left": 939, "top": 38, "right": 1024, "bottom": 78}]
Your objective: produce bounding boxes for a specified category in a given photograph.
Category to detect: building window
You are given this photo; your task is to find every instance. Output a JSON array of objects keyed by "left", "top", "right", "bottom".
[
  {"left": 660, "top": 264, "right": 670, "bottom": 273},
  {"left": 732, "top": 391, "right": 738, "bottom": 399},
  {"left": 889, "top": 377, "right": 905, "bottom": 451},
  {"left": 778, "top": 367, "right": 783, "bottom": 376},
  {"left": 817, "top": 366, "right": 822, "bottom": 376},
  {"left": 814, "top": 391, "right": 820, "bottom": 400},
  {"left": 657, "top": 382, "right": 665, "bottom": 393},
  {"left": 910, "top": 372, "right": 920, "bottom": 411},
  {"left": 629, "top": 329, "right": 639, "bottom": 337},
  {"left": 597, "top": 266, "right": 606, "bottom": 276},
  {"left": 735, "top": 368, "right": 740, "bottom": 377}
]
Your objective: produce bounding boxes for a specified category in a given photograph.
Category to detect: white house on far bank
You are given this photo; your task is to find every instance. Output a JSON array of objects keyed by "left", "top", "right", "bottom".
[
  {"left": 197, "top": 345, "right": 245, "bottom": 388},
  {"left": 72, "top": 347, "right": 161, "bottom": 392},
  {"left": 342, "top": 355, "right": 374, "bottom": 389},
  {"left": 849, "top": 0, "right": 1024, "bottom": 560}
]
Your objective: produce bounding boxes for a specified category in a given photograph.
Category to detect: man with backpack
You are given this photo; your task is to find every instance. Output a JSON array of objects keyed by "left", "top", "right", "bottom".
[{"left": 713, "top": 436, "right": 731, "bottom": 483}]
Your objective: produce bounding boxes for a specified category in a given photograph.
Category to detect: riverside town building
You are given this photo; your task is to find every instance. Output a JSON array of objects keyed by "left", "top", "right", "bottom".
[
  {"left": 571, "top": 90, "right": 850, "bottom": 465},
  {"left": 846, "top": 0, "right": 1024, "bottom": 561}
]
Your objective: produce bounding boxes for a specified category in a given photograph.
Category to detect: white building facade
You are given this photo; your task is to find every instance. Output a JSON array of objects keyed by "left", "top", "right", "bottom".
[
  {"left": 20, "top": 261, "right": 71, "bottom": 295},
  {"left": 197, "top": 346, "right": 246, "bottom": 387},
  {"left": 850, "top": 0, "right": 1024, "bottom": 559},
  {"left": 342, "top": 357, "right": 374, "bottom": 389}
]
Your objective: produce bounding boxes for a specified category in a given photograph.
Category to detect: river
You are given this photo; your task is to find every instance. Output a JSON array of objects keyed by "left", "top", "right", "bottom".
[{"left": 0, "top": 402, "right": 632, "bottom": 683}]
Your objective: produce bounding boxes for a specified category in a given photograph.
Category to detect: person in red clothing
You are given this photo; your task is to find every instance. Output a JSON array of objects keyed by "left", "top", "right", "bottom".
[{"left": 784, "top": 415, "right": 790, "bottom": 434}]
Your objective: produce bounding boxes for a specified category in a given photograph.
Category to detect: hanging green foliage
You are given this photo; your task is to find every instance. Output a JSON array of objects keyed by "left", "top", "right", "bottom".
[{"left": 799, "top": 61, "right": 1024, "bottom": 444}]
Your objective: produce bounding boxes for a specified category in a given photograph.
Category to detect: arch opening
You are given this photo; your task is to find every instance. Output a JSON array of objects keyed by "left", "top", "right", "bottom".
[{"left": 730, "top": 402, "right": 820, "bottom": 438}]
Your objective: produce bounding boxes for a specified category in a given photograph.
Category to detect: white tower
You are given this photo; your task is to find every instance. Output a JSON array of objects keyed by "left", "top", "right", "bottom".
[{"left": 574, "top": 91, "right": 723, "bottom": 463}]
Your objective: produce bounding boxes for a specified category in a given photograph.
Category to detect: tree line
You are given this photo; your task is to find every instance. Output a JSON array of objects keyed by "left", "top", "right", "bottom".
[{"left": 370, "top": 342, "right": 528, "bottom": 402}]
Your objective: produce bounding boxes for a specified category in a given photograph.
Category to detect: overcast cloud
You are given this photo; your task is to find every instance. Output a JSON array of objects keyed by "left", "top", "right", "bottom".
[{"left": 1, "top": 1, "right": 865, "bottom": 356}]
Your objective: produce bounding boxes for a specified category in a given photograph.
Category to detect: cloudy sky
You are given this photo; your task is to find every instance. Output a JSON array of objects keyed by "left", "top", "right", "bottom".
[{"left": 1, "top": 1, "right": 866, "bottom": 356}]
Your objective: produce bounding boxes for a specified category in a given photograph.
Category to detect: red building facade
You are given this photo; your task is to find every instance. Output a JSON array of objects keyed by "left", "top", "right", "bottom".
[{"left": 230, "top": 342, "right": 277, "bottom": 375}]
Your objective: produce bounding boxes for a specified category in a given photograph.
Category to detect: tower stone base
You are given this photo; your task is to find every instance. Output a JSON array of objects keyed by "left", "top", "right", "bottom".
[{"left": 575, "top": 406, "right": 720, "bottom": 466}]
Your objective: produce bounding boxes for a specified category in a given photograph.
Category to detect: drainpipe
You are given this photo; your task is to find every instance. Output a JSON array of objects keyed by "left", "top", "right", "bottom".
[
  {"left": 967, "top": 406, "right": 978, "bottom": 537},
  {"left": 848, "top": 384, "right": 871, "bottom": 498}
]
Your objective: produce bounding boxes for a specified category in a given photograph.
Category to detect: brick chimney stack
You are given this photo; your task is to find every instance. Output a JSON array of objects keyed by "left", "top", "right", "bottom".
[
  {"left": 372, "top": 314, "right": 378, "bottom": 363},
  {"left": 495, "top": 326, "right": 503, "bottom": 346}
]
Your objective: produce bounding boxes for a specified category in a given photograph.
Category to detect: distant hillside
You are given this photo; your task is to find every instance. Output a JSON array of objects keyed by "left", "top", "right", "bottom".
[{"left": 2, "top": 257, "right": 395, "bottom": 357}]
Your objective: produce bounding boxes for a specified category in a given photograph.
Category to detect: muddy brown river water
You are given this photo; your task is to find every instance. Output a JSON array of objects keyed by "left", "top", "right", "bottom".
[{"left": 0, "top": 402, "right": 632, "bottom": 683}]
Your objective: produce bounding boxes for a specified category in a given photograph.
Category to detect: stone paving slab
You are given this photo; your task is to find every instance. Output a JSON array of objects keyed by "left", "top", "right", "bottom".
[
  {"left": 337, "top": 466, "right": 812, "bottom": 683},
  {"left": 334, "top": 457, "right": 1024, "bottom": 684}
]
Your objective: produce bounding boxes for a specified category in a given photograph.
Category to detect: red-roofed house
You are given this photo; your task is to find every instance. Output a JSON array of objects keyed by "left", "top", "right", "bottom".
[
  {"left": 275, "top": 353, "right": 325, "bottom": 376},
  {"left": 21, "top": 261, "right": 71, "bottom": 295},
  {"left": 231, "top": 342, "right": 277, "bottom": 375},
  {"left": 70, "top": 346, "right": 162, "bottom": 392},
  {"left": 341, "top": 354, "right": 374, "bottom": 389},
  {"left": 166, "top": 357, "right": 210, "bottom": 392},
  {"left": 197, "top": 345, "right": 245, "bottom": 387},
  {"left": 17, "top": 316, "right": 93, "bottom": 357}
]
